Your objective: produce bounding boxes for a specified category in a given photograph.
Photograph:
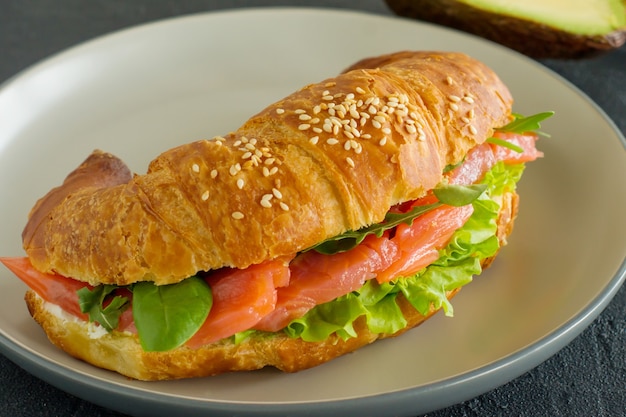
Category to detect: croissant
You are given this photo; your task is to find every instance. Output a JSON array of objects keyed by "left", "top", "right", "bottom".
[
  {"left": 22, "top": 51, "right": 511, "bottom": 286},
  {"left": 2, "top": 51, "right": 545, "bottom": 380}
]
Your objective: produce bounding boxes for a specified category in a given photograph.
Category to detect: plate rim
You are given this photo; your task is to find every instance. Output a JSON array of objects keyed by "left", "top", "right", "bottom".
[{"left": 0, "top": 6, "right": 625, "bottom": 417}]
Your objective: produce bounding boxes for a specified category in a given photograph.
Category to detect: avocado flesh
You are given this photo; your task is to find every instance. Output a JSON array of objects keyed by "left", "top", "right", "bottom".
[
  {"left": 465, "top": 0, "right": 626, "bottom": 35},
  {"left": 385, "top": 0, "right": 626, "bottom": 58}
]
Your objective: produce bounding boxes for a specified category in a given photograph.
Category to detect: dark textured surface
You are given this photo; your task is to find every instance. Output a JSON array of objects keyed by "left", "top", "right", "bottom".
[{"left": 0, "top": 1, "right": 624, "bottom": 416}]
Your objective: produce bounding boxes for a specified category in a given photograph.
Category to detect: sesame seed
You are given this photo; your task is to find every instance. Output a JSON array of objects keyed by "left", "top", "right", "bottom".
[
  {"left": 276, "top": 108, "right": 285, "bottom": 114},
  {"left": 298, "top": 124, "right": 311, "bottom": 130},
  {"left": 233, "top": 140, "right": 242, "bottom": 147},
  {"left": 262, "top": 166, "right": 270, "bottom": 177},
  {"left": 236, "top": 179, "right": 244, "bottom": 189},
  {"left": 323, "top": 95, "right": 334, "bottom": 101},
  {"left": 468, "top": 108, "right": 475, "bottom": 118},
  {"left": 269, "top": 167, "right": 278, "bottom": 175},
  {"left": 418, "top": 132, "right": 426, "bottom": 141},
  {"left": 245, "top": 143, "right": 255, "bottom": 151},
  {"left": 213, "top": 135, "right": 226, "bottom": 142},
  {"left": 469, "top": 125, "right": 478, "bottom": 135},
  {"left": 310, "top": 117, "right": 320, "bottom": 124},
  {"left": 231, "top": 211, "right": 244, "bottom": 220},
  {"left": 406, "top": 124, "right": 417, "bottom": 134},
  {"left": 461, "top": 117, "right": 470, "bottom": 124},
  {"left": 326, "top": 138, "right": 339, "bottom": 145},
  {"left": 379, "top": 137, "right": 387, "bottom": 146},
  {"left": 229, "top": 165, "right": 238, "bottom": 176},
  {"left": 322, "top": 90, "right": 330, "bottom": 96},
  {"left": 446, "top": 76, "right": 454, "bottom": 85},
  {"left": 192, "top": 163, "right": 200, "bottom": 173},
  {"left": 382, "top": 127, "right": 392, "bottom": 135},
  {"left": 450, "top": 103, "right": 459, "bottom": 112},
  {"left": 264, "top": 157, "right": 276, "bottom": 165},
  {"left": 346, "top": 157, "right": 355, "bottom": 168},
  {"left": 210, "top": 169, "right": 218, "bottom": 179},
  {"left": 279, "top": 202, "right": 289, "bottom": 211},
  {"left": 344, "top": 140, "right": 352, "bottom": 151},
  {"left": 260, "top": 194, "right": 273, "bottom": 208},
  {"left": 313, "top": 105, "right": 321, "bottom": 114},
  {"left": 312, "top": 127, "right": 323, "bottom": 133},
  {"left": 356, "top": 86, "right": 366, "bottom": 94},
  {"left": 309, "top": 136, "right": 319, "bottom": 145},
  {"left": 272, "top": 188, "right": 283, "bottom": 199},
  {"left": 448, "top": 95, "right": 461, "bottom": 102},
  {"left": 242, "top": 151, "right": 252, "bottom": 159},
  {"left": 463, "top": 96, "right": 474, "bottom": 104},
  {"left": 295, "top": 109, "right": 306, "bottom": 114},
  {"left": 372, "top": 120, "right": 382, "bottom": 129},
  {"left": 201, "top": 191, "right": 209, "bottom": 201}
]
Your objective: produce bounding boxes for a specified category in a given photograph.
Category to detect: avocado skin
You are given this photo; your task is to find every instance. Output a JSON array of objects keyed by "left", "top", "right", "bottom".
[{"left": 385, "top": 0, "right": 626, "bottom": 59}]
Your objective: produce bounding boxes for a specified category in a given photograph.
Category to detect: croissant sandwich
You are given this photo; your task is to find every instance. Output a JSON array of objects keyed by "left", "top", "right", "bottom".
[{"left": 1, "top": 51, "right": 551, "bottom": 381}]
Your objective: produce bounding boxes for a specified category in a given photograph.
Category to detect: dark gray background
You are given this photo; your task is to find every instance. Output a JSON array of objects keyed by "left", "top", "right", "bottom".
[{"left": 1, "top": 1, "right": 624, "bottom": 416}]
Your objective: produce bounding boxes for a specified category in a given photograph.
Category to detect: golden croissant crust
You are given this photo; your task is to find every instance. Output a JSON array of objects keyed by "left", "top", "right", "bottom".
[{"left": 22, "top": 51, "right": 513, "bottom": 286}]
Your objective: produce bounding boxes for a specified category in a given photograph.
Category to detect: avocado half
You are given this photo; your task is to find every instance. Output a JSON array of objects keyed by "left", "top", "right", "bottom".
[{"left": 385, "top": 0, "right": 626, "bottom": 58}]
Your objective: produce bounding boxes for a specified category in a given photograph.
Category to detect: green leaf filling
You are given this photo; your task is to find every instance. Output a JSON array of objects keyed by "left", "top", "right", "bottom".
[
  {"left": 77, "top": 285, "right": 130, "bottom": 332},
  {"left": 278, "top": 161, "right": 521, "bottom": 343},
  {"left": 132, "top": 276, "right": 212, "bottom": 351},
  {"left": 310, "top": 183, "right": 487, "bottom": 255}
]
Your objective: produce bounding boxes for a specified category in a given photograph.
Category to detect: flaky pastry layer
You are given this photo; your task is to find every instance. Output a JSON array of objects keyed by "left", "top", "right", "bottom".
[{"left": 22, "top": 51, "right": 513, "bottom": 286}]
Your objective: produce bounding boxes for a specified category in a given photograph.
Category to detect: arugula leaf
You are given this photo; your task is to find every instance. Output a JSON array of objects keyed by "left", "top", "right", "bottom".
[
  {"left": 77, "top": 285, "right": 130, "bottom": 332},
  {"left": 486, "top": 137, "right": 524, "bottom": 153},
  {"left": 310, "top": 183, "right": 486, "bottom": 255},
  {"left": 496, "top": 111, "right": 554, "bottom": 136},
  {"left": 132, "top": 276, "right": 212, "bottom": 352}
]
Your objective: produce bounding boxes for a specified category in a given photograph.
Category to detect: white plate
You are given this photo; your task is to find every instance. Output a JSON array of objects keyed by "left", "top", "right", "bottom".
[{"left": 0, "top": 8, "right": 624, "bottom": 417}]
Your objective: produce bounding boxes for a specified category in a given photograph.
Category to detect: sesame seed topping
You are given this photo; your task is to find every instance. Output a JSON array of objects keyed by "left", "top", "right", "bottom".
[
  {"left": 382, "top": 127, "right": 392, "bottom": 135},
  {"left": 272, "top": 187, "right": 283, "bottom": 199},
  {"left": 231, "top": 211, "right": 244, "bottom": 220},
  {"left": 469, "top": 125, "right": 478, "bottom": 135},
  {"left": 450, "top": 103, "right": 459, "bottom": 112},
  {"left": 446, "top": 76, "right": 454, "bottom": 85},
  {"left": 344, "top": 140, "right": 352, "bottom": 151},
  {"left": 298, "top": 124, "right": 311, "bottom": 131},
  {"left": 356, "top": 86, "right": 366, "bottom": 94},
  {"left": 262, "top": 166, "right": 270, "bottom": 177},
  {"left": 468, "top": 108, "right": 475, "bottom": 118},
  {"left": 279, "top": 202, "right": 289, "bottom": 211},
  {"left": 295, "top": 109, "right": 306, "bottom": 114},
  {"left": 242, "top": 151, "right": 252, "bottom": 159},
  {"left": 309, "top": 136, "right": 319, "bottom": 145},
  {"left": 192, "top": 164, "right": 200, "bottom": 173},
  {"left": 406, "top": 124, "right": 417, "bottom": 134},
  {"left": 276, "top": 108, "right": 285, "bottom": 114},
  {"left": 346, "top": 157, "right": 355, "bottom": 168},
  {"left": 379, "top": 137, "right": 387, "bottom": 146},
  {"left": 210, "top": 169, "right": 218, "bottom": 179},
  {"left": 448, "top": 95, "right": 461, "bottom": 102},
  {"left": 326, "top": 138, "right": 339, "bottom": 145},
  {"left": 236, "top": 178, "right": 244, "bottom": 189},
  {"left": 201, "top": 191, "right": 209, "bottom": 201},
  {"left": 269, "top": 167, "right": 278, "bottom": 175},
  {"left": 461, "top": 117, "right": 470, "bottom": 124},
  {"left": 260, "top": 194, "right": 273, "bottom": 208},
  {"left": 463, "top": 96, "right": 474, "bottom": 104}
]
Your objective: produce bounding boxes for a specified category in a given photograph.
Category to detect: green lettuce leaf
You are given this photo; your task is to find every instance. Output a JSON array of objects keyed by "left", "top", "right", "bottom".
[{"left": 278, "top": 162, "right": 520, "bottom": 342}]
